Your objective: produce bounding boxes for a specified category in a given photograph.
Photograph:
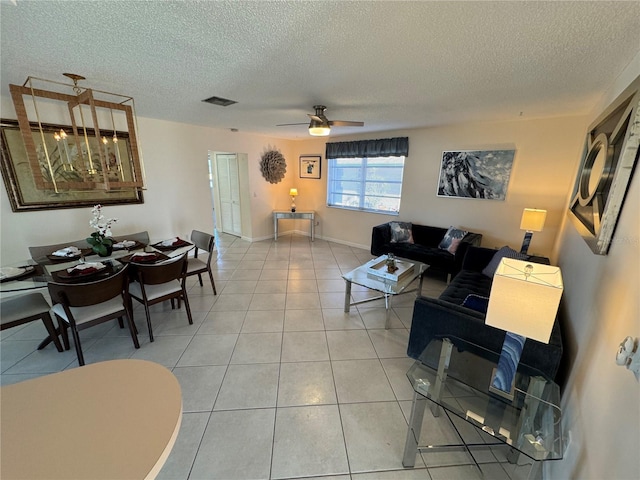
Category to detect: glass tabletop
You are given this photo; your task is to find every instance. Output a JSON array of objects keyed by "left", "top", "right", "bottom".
[
  {"left": 0, "top": 258, "right": 129, "bottom": 293},
  {"left": 0, "top": 241, "right": 192, "bottom": 294},
  {"left": 342, "top": 256, "right": 428, "bottom": 295},
  {"left": 0, "top": 260, "right": 48, "bottom": 293},
  {"left": 407, "top": 337, "right": 563, "bottom": 461}
]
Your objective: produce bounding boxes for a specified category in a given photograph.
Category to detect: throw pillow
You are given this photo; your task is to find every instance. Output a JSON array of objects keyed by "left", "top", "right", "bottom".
[
  {"left": 482, "top": 246, "right": 529, "bottom": 277},
  {"left": 462, "top": 294, "right": 490, "bottom": 313},
  {"left": 438, "top": 226, "right": 468, "bottom": 254},
  {"left": 389, "top": 222, "right": 414, "bottom": 244}
]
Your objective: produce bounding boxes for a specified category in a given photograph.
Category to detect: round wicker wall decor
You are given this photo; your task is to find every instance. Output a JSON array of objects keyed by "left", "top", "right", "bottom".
[{"left": 260, "top": 150, "right": 287, "bottom": 184}]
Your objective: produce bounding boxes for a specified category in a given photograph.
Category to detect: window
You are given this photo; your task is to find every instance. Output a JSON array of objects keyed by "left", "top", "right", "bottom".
[{"left": 327, "top": 155, "right": 406, "bottom": 214}]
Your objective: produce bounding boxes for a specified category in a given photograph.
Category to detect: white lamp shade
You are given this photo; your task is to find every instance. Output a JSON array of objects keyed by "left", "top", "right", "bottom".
[
  {"left": 485, "top": 258, "right": 563, "bottom": 344},
  {"left": 520, "top": 208, "right": 547, "bottom": 232},
  {"left": 289, "top": 188, "right": 298, "bottom": 197}
]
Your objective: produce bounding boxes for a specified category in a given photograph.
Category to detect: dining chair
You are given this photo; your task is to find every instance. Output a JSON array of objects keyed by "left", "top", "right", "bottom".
[
  {"left": 29, "top": 239, "right": 89, "bottom": 264},
  {"left": 0, "top": 292, "right": 63, "bottom": 352},
  {"left": 48, "top": 264, "right": 139, "bottom": 366},
  {"left": 128, "top": 254, "right": 193, "bottom": 342},
  {"left": 185, "top": 230, "right": 217, "bottom": 295}
]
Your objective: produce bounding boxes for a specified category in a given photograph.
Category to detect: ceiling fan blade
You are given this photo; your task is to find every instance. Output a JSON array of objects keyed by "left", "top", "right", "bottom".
[
  {"left": 328, "top": 120, "right": 364, "bottom": 127},
  {"left": 276, "top": 122, "right": 309, "bottom": 127},
  {"left": 307, "top": 114, "right": 325, "bottom": 122}
]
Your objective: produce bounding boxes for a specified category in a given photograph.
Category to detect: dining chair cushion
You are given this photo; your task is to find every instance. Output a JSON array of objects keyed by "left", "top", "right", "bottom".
[
  {"left": 186, "top": 258, "right": 207, "bottom": 274},
  {"left": 1, "top": 293, "right": 52, "bottom": 325},
  {"left": 128, "top": 279, "right": 182, "bottom": 301},
  {"left": 52, "top": 297, "right": 124, "bottom": 325}
]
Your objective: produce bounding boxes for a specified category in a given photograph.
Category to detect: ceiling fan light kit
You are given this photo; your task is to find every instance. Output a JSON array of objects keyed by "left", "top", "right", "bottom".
[
  {"left": 309, "top": 126, "right": 331, "bottom": 136},
  {"left": 277, "top": 105, "right": 364, "bottom": 136}
]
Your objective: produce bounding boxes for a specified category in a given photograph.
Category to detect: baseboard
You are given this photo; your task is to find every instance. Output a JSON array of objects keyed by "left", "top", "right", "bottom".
[
  {"left": 240, "top": 229, "right": 369, "bottom": 252},
  {"left": 318, "top": 234, "right": 369, "bottom": 251}
]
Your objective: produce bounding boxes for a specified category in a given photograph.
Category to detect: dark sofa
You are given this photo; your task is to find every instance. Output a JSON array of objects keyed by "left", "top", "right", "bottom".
[
  {"left": 407, "top": 245, "right": 563, "bottom": 380},
  {"left": 371, "top": 222, "right": 482, "bottom": 280}
]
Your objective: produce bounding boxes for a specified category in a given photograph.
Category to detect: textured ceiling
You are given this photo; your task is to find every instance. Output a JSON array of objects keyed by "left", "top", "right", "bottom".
[{"left": 1, "top": 1, "right": 639, "bottom": 139}]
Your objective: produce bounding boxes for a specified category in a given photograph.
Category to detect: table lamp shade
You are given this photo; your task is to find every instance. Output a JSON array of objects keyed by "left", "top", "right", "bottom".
[
  {"left": 289, "top": 188, "right": 298, "bottom": 197},
  {"left": 520, "top": 208, "right": 547, "bottom": 232},
  {"left": 486, "top": 258, "right": 563, "bottom": 396},
  {"left": 486, "top": 258, "right": 563, "bottom": 343}
]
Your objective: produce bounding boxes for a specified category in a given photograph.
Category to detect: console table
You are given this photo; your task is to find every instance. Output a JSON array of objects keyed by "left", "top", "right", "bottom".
[
  {"left": 0, "top": 359, "right": 182, "bottom": 479},
  {"left": 273, "top": 210, "right": 315, "bottom": 241},
  {"left": 403, "top": 337, "right": 563, "bottom": 478}
]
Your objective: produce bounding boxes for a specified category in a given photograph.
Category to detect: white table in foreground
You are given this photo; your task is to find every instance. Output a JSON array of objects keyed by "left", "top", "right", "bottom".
[
  {"left": 273, "top": 210, "right": 315, "bottom": 241},
  {"left": 0, "top": 359, "right": 182, "bottom": 480},
  {"left": 342, "top": 257, "right": 428, "bottom": 329}
]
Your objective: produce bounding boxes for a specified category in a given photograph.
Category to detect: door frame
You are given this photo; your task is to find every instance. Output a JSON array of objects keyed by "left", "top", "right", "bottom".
[{"left": 209, "top": 151, "right": 251, "bottom": 239}]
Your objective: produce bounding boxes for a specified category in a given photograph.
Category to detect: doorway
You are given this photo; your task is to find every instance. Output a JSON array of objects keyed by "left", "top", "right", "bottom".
[{"left": 209, "top": 151, "right": 250, "bottom": 239}]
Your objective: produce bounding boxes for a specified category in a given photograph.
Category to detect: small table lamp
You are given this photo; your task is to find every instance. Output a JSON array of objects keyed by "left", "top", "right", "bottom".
[
  {"left": 289, "top": 188, "right": 298, "bottom": 212},
  {"left": 519, "top": 208, "right": 546, "bottom": 254},
  {"left": 485, "top": 258, "right": 563, "bottom": 398}
]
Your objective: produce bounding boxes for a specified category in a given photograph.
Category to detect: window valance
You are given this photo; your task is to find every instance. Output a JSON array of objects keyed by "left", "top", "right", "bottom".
[{"left": 325, "top": 137, "right": 409, "bottom": 159}]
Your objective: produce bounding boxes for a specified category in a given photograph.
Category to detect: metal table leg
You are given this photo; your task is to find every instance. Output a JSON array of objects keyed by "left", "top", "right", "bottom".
[
  {"left": 343, "top": 279, "right": 352, "bottom": 313},
  {"left": 403, "top": 388, "right": 429, "bottom": 467},
  {"left": 384, "top": 294, "right": 391, "bottom": 329},
  {"left": 431, "top": 338, "right": 453, "bottom": 417}
]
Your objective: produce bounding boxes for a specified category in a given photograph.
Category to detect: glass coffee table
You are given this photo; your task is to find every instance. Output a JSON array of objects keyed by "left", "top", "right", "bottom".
[
  {"left": 402, "top": 337, "right": 563, "bottom": 478},
  {"left": 342, "top": 256, "right": 428, "bottom": 329}
]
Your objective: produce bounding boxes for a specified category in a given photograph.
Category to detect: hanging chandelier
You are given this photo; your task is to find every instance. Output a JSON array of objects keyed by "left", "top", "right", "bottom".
[{"left": 9, "top": 73, "right": 146, "bottom": 193}]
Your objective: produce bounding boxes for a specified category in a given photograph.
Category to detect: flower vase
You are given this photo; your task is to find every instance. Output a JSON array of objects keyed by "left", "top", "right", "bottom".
[
  {"left": 87, "top": 234, "right": 113, "bottom": 257},
  {"left": 94, "top": 244, "right": 113, "bottom": 257}
]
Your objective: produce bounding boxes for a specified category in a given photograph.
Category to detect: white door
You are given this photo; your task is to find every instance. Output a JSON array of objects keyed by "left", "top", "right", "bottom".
[{"left": 216, "top": 153, "right": 242, "bottom": 236}]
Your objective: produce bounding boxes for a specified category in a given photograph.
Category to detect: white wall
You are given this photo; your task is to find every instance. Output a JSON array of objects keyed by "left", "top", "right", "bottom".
[
  {"left": 0, "top": 96, "right": 297, "bottom": 261},
  {"left": 548, "top": 55, "right": 640, "bottom": 479},
  {"left": 0, "top": 95, "right": 588, "bottom": 261},
  {"left": 289, "top": 115, "right": 588, "bottom": 258}
]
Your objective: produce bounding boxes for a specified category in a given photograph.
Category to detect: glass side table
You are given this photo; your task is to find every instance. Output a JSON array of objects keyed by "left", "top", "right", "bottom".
[{"left": 403, "top": 337, "right": 563, "bottom": 478}]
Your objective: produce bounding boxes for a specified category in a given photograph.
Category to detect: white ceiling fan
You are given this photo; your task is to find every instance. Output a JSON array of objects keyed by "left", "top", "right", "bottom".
[{"left": 276, "top": 105, "right": 364, "bottom": 136}]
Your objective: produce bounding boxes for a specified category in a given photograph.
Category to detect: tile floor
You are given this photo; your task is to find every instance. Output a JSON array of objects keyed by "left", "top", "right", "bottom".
[{"left": 1, "top": 233, "right": 538, "bottom": 480}]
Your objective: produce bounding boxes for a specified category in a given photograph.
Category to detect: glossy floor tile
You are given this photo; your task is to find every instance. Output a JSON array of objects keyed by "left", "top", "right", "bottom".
[{"left": 0, "top": 232, "right": 531, "bottom": 479}]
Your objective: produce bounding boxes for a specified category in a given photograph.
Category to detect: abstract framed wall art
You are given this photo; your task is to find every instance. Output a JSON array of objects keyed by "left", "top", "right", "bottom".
[
  {"left": 436, "top": 149, "right": 516, "bottom": 200},
  {"left": 568, "top": 80, "right": 639, "bottom": 255}
]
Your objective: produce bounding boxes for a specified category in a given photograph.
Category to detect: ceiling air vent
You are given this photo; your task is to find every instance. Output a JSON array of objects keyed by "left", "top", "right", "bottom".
[{"left": 202, "top": 96, "right": 237, "bottom": 107}]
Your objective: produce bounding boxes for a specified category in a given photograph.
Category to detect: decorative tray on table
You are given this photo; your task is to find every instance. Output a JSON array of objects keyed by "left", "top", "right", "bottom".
[
  {"left": 365, "top": 255, "right": 416, "bottom": 283},
  {"left": 0, "top": 266, "right": 37, "bottom": 283},
  {"left": 112, "top": 240, "right": 145, "bottom": 251},
  {"left": 46, "top": 248, "right": 93, "bottom": 262},
  {"left": 151, "top": 238, "right": 192, "bottom": 251},
  {"left": 119, "top": 252, "right": 170, "bottom": 264},
  {"left": 52, "top": 262, "right": 111, "bottom": 283}
]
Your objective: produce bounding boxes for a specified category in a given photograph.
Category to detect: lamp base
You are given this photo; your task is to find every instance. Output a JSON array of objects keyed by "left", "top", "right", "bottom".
[
  {"left": 489, "top": 332, "right": 526, "bottom": 400},
  {"left": 520, "top": 231, "right": 533, "bottom": 254},
  {"left": 489, "top": 367, "right": 516, "bottom": 400},
  {"left": 291, "top": 207, "right": 296, "bottom": 212}
]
